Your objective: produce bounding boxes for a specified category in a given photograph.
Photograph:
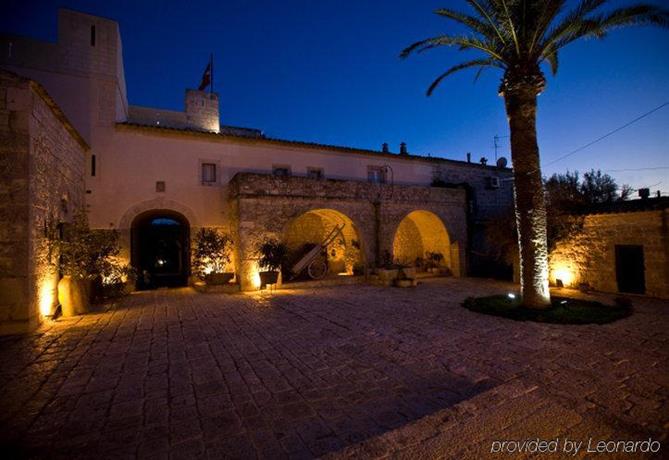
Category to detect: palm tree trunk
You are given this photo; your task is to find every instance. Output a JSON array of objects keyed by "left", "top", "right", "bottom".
[{"left": 504, "top": 86, "right": 551, "bottom": 308}]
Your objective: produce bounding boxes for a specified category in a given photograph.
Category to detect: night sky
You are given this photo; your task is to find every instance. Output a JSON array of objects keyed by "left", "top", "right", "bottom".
[{"left": 3, "top": 0, "right": 668, "bottom": 194}]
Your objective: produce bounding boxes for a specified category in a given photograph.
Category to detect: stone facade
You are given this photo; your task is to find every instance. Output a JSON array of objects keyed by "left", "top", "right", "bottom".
[
  {"left": 229, "top": 173, "right": 467, "bottom": 290},
  {"left": 1, "top": 8, "right": 516, "bottom": 314},
  {"left": 185, "top": 90, "right": 220, "bottom": 133},
  {"left": 549, "top": 208, "right": 669, "bottom": 298},
  {"left": 0, "top": 71, "right": 87, "bottom": 334}
]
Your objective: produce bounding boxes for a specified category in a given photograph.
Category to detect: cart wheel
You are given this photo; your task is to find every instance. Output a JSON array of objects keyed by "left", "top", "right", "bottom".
[{"left": 308, "top": 259, "right": 328, "bottom": 280}]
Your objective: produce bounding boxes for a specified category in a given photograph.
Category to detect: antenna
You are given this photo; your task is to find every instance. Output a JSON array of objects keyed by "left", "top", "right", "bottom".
[{"left": 493, "top": 134, "right": 509, "bottom": 162}]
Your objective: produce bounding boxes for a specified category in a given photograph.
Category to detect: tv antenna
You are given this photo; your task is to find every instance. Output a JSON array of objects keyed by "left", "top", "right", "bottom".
[{"left": 493, "top": 135, "right": 509, "bottom": 162}]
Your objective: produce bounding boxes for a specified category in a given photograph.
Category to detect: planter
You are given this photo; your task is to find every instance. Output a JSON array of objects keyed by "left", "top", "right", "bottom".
[
  {"left": 58, "top": 276, "right": 90, "bottom": 317},
  {"left": 377, "top": 268, "right": 399, "bottom": 286},
  {"left": 394, "top": 278, "right": 417, "bottom": 288},
  {"left": 259, "top": 271, "right": 279, "bottom": 287},
  {"left": 205, "top": 272, "right": 235, "bottom": 285}
]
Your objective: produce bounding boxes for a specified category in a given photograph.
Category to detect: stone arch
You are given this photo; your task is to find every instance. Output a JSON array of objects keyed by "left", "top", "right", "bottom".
[
  {"left": 392, "top": 210, "right": 454, "bottom": 271},
  {"left": 118, "top": 198, "right": 199, "bottom": 230},
  {"left": 282, "top": 208, "right": 366, "bottom": 280}
]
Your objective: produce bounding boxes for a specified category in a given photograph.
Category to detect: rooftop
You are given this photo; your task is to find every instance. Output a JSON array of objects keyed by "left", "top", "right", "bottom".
[{"left": 117, "top": 121, "right": 511, "bottom": 171}]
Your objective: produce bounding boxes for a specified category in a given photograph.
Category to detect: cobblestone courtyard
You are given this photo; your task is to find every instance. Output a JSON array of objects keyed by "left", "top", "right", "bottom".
[{"left": 1, "top": 278, "right": 667, "bottom": 459}]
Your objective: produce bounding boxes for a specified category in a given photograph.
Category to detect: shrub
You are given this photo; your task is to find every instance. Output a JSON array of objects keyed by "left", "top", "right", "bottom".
[
  {"left": 192, "top": 228, "right": 233, "bottom": 279},
  {"left": 52, "top": 210, "right": 125, "bottom": 281},
  {"left": 257, "top": 239, "right": 288, "bottom": 272}
]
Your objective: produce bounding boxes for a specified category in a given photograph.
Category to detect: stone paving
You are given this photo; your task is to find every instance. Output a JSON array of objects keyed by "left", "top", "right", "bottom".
[{"left": 0, "top": 278, "right": 667, "bottom": 459}]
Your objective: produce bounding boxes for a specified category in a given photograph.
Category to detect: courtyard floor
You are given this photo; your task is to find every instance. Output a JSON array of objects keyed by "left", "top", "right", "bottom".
[{"left": 0, "top": 278, "right": 667, "bottom": 459}]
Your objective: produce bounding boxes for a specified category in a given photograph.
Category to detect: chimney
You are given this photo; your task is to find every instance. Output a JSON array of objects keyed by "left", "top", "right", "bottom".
[
  {"left": 399, "top": 142, "right": 408, "bottom": 155},
  {"left": 185, "top": 89, "right": 220, "bottom": 133},
  {"left": 638, "top": 188, "right": 650, "bottom": 199},
  {"left": 466, "top": 152, "right": 471, "bottom": 163},
  {"left": 381, "top": 142, "right": 389, "bottom": 153}
]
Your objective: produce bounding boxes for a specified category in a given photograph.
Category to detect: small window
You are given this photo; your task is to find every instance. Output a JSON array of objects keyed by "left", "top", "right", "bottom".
[
  {"left": 201, "top": 163, "right": 217, "bottom": 184},
  {"left": 272, "top": 165, "right": 291, "bottom": 177},
  {"left": 156, "top": 181, "right": 166, "bottom": 192},
  {"left": 91, "top": 154, "right": 96, "bottom": 176},
  {"left": 90, "top": 25, "right": 96, "bottom": 47},
  {"left": 367, "top": 166, "right": 386, "bottom": 184},
  {"left": 307, "top": 167, "right": 324, "bottom": 180}
]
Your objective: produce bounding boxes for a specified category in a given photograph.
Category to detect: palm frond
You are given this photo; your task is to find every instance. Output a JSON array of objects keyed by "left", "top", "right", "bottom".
[
  {"left": 528, "top": 0, "right": 568, "bottom": 55},
  {"left": 541, "top": 2, "right": 668, "bottom": 57},
  {"left": 591, "top": 5, "right": 669, "bottom": 30},
  {"left": 499, "top": 0, "right": 521, "bottom": 56},
  {"left": 434, "top": 7, "right": 499, "bottom": 42},
  {"left": 400, "top": 35, "right": 503, "bottom": 60},
  {"left": 542, "top": 49, "right": 559, "bottom": 75},
  {"left": 466, "top": 0, "right": 508, "bottom": 45},
  {"left": 540, "top": 0, "right": 607, "bottom": 54},
  {"left": 426, "top": 58, "right": 502, "bottom": 96}
]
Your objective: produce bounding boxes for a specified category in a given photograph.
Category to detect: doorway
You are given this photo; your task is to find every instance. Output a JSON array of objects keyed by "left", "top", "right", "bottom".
[
  {"left": 615, "top": 245, "right": 645, "bottom": 294},
  {"left": 131, "top": 211, "right": 190, "bottom": 289}
]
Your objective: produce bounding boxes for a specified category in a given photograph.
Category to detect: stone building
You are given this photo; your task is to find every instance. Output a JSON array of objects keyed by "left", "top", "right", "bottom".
[
  {"left": 0, "top": 9, "right": 514, "bottom": 333},
  {"left": 0, "top": 71, "right": 87, "bottom": 334},
  {"left": 549, "top": 198, "right": 669, "bottom": 299}
]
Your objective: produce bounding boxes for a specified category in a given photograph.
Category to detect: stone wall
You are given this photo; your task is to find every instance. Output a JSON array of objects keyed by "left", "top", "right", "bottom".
[
  {"left": 185, "top": 90, "right": 219, "bottom": 133},
  {"left": 549, "top": 210, "right": 669, "bottom": 298},
  {"left": 229, "top": 173, "right": 467, "bottom": 290},
  {"left": 0, "top": 71, "right": 87, "bottom": 334}
]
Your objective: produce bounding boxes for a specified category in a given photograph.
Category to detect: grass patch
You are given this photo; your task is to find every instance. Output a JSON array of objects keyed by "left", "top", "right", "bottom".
[{"left": 463, "top": 295, "right": 632, "bottom": 325}]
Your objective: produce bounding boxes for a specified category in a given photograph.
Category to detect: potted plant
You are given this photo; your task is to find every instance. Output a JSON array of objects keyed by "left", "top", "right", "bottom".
[
  {"left": 192, "top": 228, "right": 234, "bottom": 285},
  {"left": 53, "top": 211, "right": 126, "bottom": 315},
  {"left": 375, "top": 250, "right": 400, "bottom": 285},
  {"left": 400, "top": 263, "right": 417, "bottom": 280},
  {"left": 257, "top": 239, "right": 288, "bottom": 288},
  {"left": 394, "top": 264, "right": 417, "bottom": 288},
  {"left": 425, "top": 251, "right": 444, "bottom": 274}
]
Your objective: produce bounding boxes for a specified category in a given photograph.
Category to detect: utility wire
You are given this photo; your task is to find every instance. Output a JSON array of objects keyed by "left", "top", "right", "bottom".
[
  {"left": 538, "top": 101, "right": 669, "bottom": 171},
  {"left": 604, "top": 166, "right": 669, "bottom": 172}
]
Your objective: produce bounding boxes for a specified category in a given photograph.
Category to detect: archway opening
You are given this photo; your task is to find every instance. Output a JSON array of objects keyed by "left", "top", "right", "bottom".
[
  {"left": 283, "top": 209, "right": 364, "bottom": 281},
  {"left": 131, "top": 210, "right": 190, "bottom": 289},
  {"left": 392, "top": 210, "right": 452, "bottom": 272}
]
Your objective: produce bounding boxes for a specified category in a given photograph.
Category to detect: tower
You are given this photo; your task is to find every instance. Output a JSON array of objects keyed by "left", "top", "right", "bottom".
[{"left": 185, "top": 90, "right": 220, "bottom": 133}]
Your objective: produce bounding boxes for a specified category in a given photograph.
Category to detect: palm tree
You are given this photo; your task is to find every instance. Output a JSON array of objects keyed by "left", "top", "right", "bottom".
[{"left": 401, "top": 0, "right": 668, "bottom": 308}]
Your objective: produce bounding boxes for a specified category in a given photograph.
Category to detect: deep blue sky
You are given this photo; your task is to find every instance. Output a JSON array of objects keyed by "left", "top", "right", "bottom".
[{"left": 3, "top": 0, "right": 668, "bottom": 193}]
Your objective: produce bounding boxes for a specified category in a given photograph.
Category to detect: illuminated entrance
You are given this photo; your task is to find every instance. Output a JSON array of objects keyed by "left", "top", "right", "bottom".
[{"left": 131, "top": 210, "right": 190, "bottom": 289}]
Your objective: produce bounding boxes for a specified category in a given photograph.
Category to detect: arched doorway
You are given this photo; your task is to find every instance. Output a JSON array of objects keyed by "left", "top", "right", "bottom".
[
  {"left": 392, "top": 210, "right": 452, "bottom": 271},
  {"left": 283, "top": 209, "right": 365, "bottom": 281},
  {"left": 131, "top": 210, "right": 190, "bottom": 289}
]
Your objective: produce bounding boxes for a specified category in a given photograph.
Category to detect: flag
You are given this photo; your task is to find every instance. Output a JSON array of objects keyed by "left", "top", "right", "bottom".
[{"left": 198, "top": 60, "right": 211, "bottom": 91}]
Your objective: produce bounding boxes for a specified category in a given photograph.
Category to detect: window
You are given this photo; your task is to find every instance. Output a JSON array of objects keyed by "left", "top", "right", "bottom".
[
  {"left": 367, "top": 166, "right": 386, "bottom": 184},
  {"left": 90, "top": 25, "right": 96, "bottom": 47},
  {"left": 272, "top": 165, "right": 291, "bottom": 177},
  {"left": 307, "top": 167, "right": 324, "bottom": 180},
  {"left": 91, "top": 154, "right": 96, "bottom": 176},
  {"left": 201, "top": 163, "right": 217, "bottom": 184},
  {"left": 156, "top": 181, "right": 165, "bottom": 192}
]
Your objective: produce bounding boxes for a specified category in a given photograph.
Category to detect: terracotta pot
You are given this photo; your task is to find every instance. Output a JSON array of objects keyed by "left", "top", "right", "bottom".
[
  {"left": 394, "top": 278, "right": 415, "bottom": 288},
  {"left": 259, "top": 271, "right": 279, "bottom": 287},
  {"left": 377, "top": 269, "right": 399, "bottom": 284},
  {"left": 58, "top": 276, "right": 90, "bottom": 317},
  {"left": 205, "top": 272, "right": 234, "bottom": 285}
]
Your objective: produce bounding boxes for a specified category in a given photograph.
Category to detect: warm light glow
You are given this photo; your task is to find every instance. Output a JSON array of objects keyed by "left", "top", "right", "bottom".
[
  {"left": 553, "top": 266, "right": 574, "bottom": 287},
  {"left": 251, "top": 267, "right": 261, "bottom": 290},
  {"left": 38, "top": 281, "right": 55, "bottom": 317}
]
